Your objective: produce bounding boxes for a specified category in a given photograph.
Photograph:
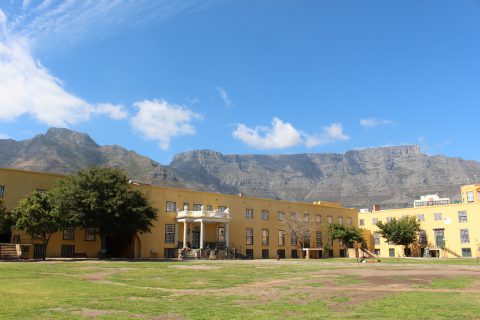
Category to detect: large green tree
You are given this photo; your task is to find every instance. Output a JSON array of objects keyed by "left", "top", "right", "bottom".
[
  {"left": 0, "top": 199, "right": 10, "bottom": 233},
  {"left": 328, "top": 223, "right": 366, "bottom": 249},
  {"left": 376, "top": 216, "right": 421, "bottom": 256},
  {"left": 11, "top": 191, "right": 64, "bottom": 260},
  {"left": 55, "top": 167, "right": 157, "bottom": 258}
]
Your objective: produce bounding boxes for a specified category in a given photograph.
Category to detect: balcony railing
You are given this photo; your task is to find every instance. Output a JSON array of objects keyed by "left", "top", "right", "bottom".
[{"left": 176, "top": 208, "right": 230, "bottom": 220}]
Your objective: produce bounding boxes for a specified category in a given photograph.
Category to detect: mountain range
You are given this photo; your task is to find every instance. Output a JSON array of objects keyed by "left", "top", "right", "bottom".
[{"left": 1, "top": 128, "right": 480, "bottom": 209}]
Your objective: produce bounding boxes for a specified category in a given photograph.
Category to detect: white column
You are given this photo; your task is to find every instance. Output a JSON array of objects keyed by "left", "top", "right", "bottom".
[
  {"left": 183, "top": 221, "right": 187, "bottom": 247},
  {"left": 174, "top": 222, "right": 178, "bottom": 246},
  {"left": 225, "top": 222, "right": 230, "bottom": 247},
  {"left": 200, "top": 221, "right": 205, "bottom": 249}
]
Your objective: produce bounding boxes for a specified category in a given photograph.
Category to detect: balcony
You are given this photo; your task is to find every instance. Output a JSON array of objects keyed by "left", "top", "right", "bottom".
[{"left": 176, "top": 207, "right": 231, "bottom": 222}]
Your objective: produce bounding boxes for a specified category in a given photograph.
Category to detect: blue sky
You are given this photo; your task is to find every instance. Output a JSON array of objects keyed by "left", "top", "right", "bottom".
[{"left": 0, "top": 0, "right": 479, "bottom": 164}]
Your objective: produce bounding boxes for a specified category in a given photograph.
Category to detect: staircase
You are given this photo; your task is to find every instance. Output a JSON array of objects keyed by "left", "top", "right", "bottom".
[
  {"left": 0, "top": 243, "right": 20, "bottom": 260},
  {"left": 180, "top": 249, "right": 200, "bottom": 260}
]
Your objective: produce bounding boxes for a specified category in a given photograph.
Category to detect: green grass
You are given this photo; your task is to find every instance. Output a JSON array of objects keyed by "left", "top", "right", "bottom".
[{"left": 0, "top": 260, "right": 479, "bottom": 319}]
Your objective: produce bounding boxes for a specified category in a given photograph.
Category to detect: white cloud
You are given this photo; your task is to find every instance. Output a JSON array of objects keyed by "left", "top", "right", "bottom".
[
  {"left": 232, "top": 118, "right": 349, "bottom": 150},
  {"left": 0, "top": 133, "right": 11, "bottom": 139},
  {"left": 360, "top": 118, "right": 394, "bottom": 127},
  {"left": 0, "top": 37, "right": 127, "bottom": 126},
  {"left": 130, "top": 99, "right": 202, "bottom": 150},
  {"left": 216, "top": 87, "right": 232, "bottom": 108}
]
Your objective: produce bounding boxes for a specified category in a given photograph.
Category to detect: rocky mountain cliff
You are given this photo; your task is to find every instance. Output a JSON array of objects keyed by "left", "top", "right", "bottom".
[{"left": 2, "top": 128, "right": 480, "bottom": 208}]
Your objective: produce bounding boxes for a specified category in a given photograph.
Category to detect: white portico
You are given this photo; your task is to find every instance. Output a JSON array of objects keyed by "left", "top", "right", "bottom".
[{"left": 176, "top": 206, "right": 231, "bottom": 249}]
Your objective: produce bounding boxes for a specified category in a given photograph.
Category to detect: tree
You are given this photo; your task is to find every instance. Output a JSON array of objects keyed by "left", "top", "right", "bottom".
[
  {"left": 376, "top": 216, "right": 421, "bottom": 256},
  {"left": 286, "top": 213, "right": 313, "bottom": 250},
  {"left": 55, "top": 167, "right": 157, "bottom": 258},
  {"left": 11, "top": 191, "right": 64, "bottom": 260},
  {"left": 328, "top": 223, "right": 366, "bottom": 249},
  {"left": 0, "top": 199, "right": 11, "bottom": 234}
]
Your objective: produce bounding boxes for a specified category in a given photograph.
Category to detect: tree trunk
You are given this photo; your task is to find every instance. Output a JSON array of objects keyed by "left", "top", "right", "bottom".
[
  {"left": 100, "top": 233, "right": 107, "bottom": 259},
  {"left": 42, "top": 238, "right": 48, "bottom": 261}
]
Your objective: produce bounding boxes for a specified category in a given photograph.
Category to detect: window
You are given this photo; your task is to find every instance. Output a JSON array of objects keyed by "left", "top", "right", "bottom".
[
  {"left": 339, "top": 249, "right": 346, "bottom": 257},
  {"left": 388, "top": 240, "right": 393, "bottom": 245},
  {"left": 183, "top": 202, "right": 189, "bottom": 210},
  {"left": 278, "top": 212, "right": 285, "bottom": 221},
  {"left": 246, "top": 249, "right": 254, "bottom": 259},
  {"left": 207, "top": 205, "right": 213, "bottom": 211},
  {"left": 84, "top": 227, "right": 96, "bottom": 241},
  {"left": 373, "top": 233, "right": 380, "bottom": 246},
  {"left": 467, "top": 191, "right": 474, "bottom": 202},
  {"left": 0, "top": 186, "right": 4, "bottom": 198},
  {"left": 61, "top": 245, "right": 75, "bottom": 258},
  {"left": 218, "top": 227, "right": 225, "bottom": 242},
  {"left": 315, "top": 215, "right": 321, "bottom": 223},
  {"left": 372, "top": 218, "right": 378, "bottom": 225},
  {"left": 262, "top": 249, "right": 269, "bottom": 259},
  {"left": 386, "top": 217, "right": 393, "bottom": 223},
  {"left": 290, "top": 212, "right": 298, "bottom": 221},
  {"left": 316, "top": 231, "right": 323, "bottom": 248},
  {"left": 417, "top": 214, "right": 425, "bottom": 222},
  {"left": 460, "top": 229, "right": 470, "bottom": 244},
  {"left": 165, "top": 224, "right": 175, "bottom": 243},
  {"left": 458, "top": 211, "right": 468, "bottom": 223},
  {"left": 418, "top": 230, "right": 427, "bottom": 244},
  {"left": 291, "top": 249, "right": 298, "bottom": 258},
  {"left": 193, "top": 204, "right": 202, "bottom": 211},
  {"left": 262, "top": 229, "right": 269, "bottom": 246},
  {"left": 278, "top": 230, "right": 285, "bottom": 246},
  {"left": 164, "top": 248, "right": 175, "bottom": 258},
  {"left": 262, "top": 210, "right": 269, "bottom": 220},
  {"left": 359, "top": 219, "right": 365, "bottom": 226},
  {"left": 434, "top": 212, "right": 442, "bottom": 221},
  {"left": 277, "top": 249, "right": 285, "bottom": 259},
  {"left": 291, "top": 232, "right": 297, "bottom": 246},
  {"left": 303, "top": 213, "right": 310, "bottom": 222},
  {"left": 246, "top": 209, "right": 254, "bottom": 219},
  {"left": 374, "top": 249, "right": 380, "bottom": 256},
  {"left": 337, "top": 217, "right": 342, "bottom": 224},
  {"left": 246, "top": 228, "right": 254, "bottom": 245},
  {"left": 12, "top": 235, "right": 20, "bottom": 244},
  {"left": 346, "top": 217, "right": 352, "bottom": 225},
  {"left": 462, "top": 248, "right": 472, "bottom": 257},
  {"left": 327, "top": 216, "right": 332, "bottom": 224},
  {"left": 389, "top": 248, "right": 395, "bottom": 257},
  {"left": 218, "top": 206, "right": 227, "bottom": 213},
  {"left": 63, "top": 227, "right": 75, "bottom": 240},
  {"left": 166, "top": 201, "right": 177, "bottom": 212}
]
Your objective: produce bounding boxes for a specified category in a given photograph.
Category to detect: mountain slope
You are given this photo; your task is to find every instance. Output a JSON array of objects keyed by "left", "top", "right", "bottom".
[{"left": 1, "top": 128, "right": 480, "bottom": 208}]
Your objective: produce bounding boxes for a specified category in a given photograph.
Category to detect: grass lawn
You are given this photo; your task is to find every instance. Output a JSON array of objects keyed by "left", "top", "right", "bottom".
[{"left": 0, "top": 259, "right": 479, "bottom": 319}]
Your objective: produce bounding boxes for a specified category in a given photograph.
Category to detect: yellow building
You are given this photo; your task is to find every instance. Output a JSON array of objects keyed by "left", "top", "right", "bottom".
[
  {"left": 359, "top": 185, "right": 480, "bottom": 259},
  {"left": 0, "top": 167, "right": 357, "bottom": 260}
]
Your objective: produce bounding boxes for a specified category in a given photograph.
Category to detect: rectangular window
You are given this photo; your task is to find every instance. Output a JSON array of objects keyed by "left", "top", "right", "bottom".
[
  {"left": 0, "top": 186, "right": 4, "bottom": 198},
  {"left": 290, "top": 212, "right": 297, "bottom": 221},
  {"left": 61, "top": 245, "right": 75, "bottom": 258},
  {"left": 316, "top": 231, "right": 323, "bottom": 248},
  {"left": 262, "top": 210, "right": 269, "bottom": 220},
  {"left": 372, "top": 218, "right": 378, "bottom": 225},
  {"left": 291, "top": 249, "right": 298, "bottom": 258},
  {"left": 346, "top": 217, "right": 352, "bottom": 225},
  {"left": 277, "top": 249, "right": 285, "bottom": 259},
  {"left": 462, "top": 248, "right": 472, "bottom": 257},
  {"left": 278, "top": 230, "right": 285, "bottom": 246},
  {"left": 458, "top": 211, "right": 468, "bottom": 223},
  {"left": 12, "top": 235, "right": 20, "bottom": 244},
  {"left": 434, "top": 212, "right": 442, "bottom": 221},
  {"left": 291, "top": 232, "right": 297, "bottom": 246},
  {"left": 460, "top": 229, "right": 470, "bottom": 244},
  {"left": 467, "top": 191, "right": 474, "bottom": 202},
  {"left": 218, "top": 227, "right": 225, "bottom": 242},
  {"left": 303, "top": 213, "right": 310, "bottom": 222},
  {"left": 339, "top": 249, "right": 346, "bottom": 257},
  {"left": 164, "top": 248, "right": 175, "bottom": 258},
  {"left": 207, "top": 205, "right": 213, "bottom": 211},
  {"left": 183, "top": 202, "right": 189, "bottom": 210},
  {"left": 373, "top": 233, "right": 380, "bottom": 246},
  {"left": 262, "top": 249, "right": 269, "bottom": 259},
  {"left": 418, "top": 230, "right": 427, "bottom": 244},
  {"left": 338, "top": 217, "right": 343, "bottom": 224},
  {"left": 218, "top": 206, "right": 227, "bottom": 213},
  {"left": 359, "top": 219, "right": 365, "bottom": 226},
  {"left": 193, "top": 204, "right": 202, "bottom": 211},
  {"left": 84, "top": 227, "right": 96, "bottom": 241},
  {"left": 389, "top": 248, "right": 395, "bottom": 257},
  {"left": 246, "top": 228, "right": 254, "bottom": 245},
  {"left": 165, "top": 224, "right": 175, "bottom": 243},
  {"left": 63, "top": 227, "right": 75, "bottom": 240},
  {"left": 246, "top": 209, "right": 254, "bottom": 219},
  {"left": 417, "top": 214, "right": 425, "bottom": 222},
  {"left": 386, "top": 217, "right": 393, "bottom": 223},
  {"left": 166, "top": 201, "right": 177, "bottom": 212},
  {"left": 278, "top": 211, "right": 285, "bottom": 221},
  {"left": 315, "top": 215, "right": 321, "bottom": 223},
  {"left": 246, "top": 249, "right": 254, "bottom": 259},
  {"left": 262, "top": 229, "right": 269, "bottom": 246},
  {"left": 327, "top": 216, "right": 332, "bottom": 224}
]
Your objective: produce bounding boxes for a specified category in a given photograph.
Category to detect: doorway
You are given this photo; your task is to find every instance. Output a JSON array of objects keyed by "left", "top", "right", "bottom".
[{"left": 192, "top": 226, "right": 200, "bottom": 249}]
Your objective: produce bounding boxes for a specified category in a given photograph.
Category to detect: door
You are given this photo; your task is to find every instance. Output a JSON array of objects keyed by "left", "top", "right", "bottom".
[
  {"left": 192, "top": 227, "right": 200, "bottom": 249},
  {"left": 434, "top": 229, "right": 445, "bottom": 248},
  {"left": 33, "top": 244, "right": 45, "bottom": 259}
]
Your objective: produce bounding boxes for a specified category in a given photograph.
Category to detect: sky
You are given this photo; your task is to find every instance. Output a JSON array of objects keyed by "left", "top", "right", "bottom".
[{"left": 0, "top": 0, "right": 479, "bottom": 164}]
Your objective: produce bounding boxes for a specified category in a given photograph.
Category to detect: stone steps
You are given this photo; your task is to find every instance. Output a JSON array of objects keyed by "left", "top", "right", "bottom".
[{"left": 0, "top": 243, "right": 19, "bottom": 260}]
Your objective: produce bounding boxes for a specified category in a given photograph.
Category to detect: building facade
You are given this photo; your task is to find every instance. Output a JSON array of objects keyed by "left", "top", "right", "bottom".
[
  {"left": 359, "top": 185, "right": 480, "bottom": 258},
  {"left": 0, "top": 168, "right": 357, "bottom": 259}
]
